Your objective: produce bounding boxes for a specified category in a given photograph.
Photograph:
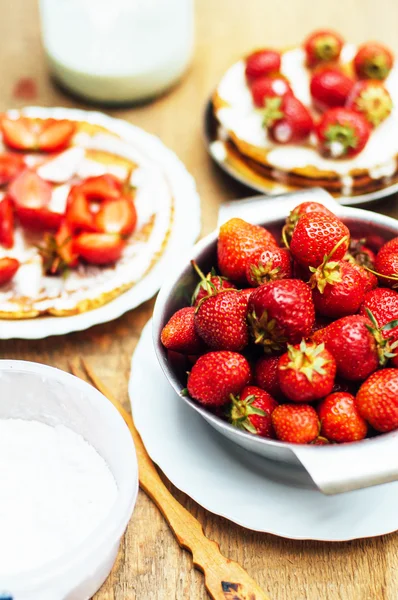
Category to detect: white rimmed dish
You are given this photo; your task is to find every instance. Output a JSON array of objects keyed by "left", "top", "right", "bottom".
[{"left": 0, "top": 360, "right": 138, "bottom": 600}]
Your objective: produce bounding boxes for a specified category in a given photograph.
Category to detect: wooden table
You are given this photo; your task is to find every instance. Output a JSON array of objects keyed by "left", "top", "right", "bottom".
[{"left": 1, "top": 0, "right": 398, "bottom": 598}]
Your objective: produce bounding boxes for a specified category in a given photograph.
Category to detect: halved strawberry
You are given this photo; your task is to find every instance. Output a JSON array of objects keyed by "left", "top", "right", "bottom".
[
  {"left": 0, "top": 153, "right": 25, "bottom": 186},
  {"left": 8, "top": 169, "right": 63, "bottom": 231},
  {"left": 94, "top": 196, "right": 137, "bottom": 236},
  {"left": 39, "top": 220, "right": 79, "bottom": 274},
  {"left": 65, "top": 186, "right": 95, "bottom": 232},
  {"left": 0, "top": 196, "right": 14, "bottom": 248},
  {"left": 73, "top": 232, "right": 125, "bottom": 265},
  {"left": 77, "top": 174, "right": 123, "bottom": 201},
  {"left": 0, "top": 257, "right": 19, "bottom": 285},
  {"left": 1, "top": 117, "right": 75, "bottom": 152}
]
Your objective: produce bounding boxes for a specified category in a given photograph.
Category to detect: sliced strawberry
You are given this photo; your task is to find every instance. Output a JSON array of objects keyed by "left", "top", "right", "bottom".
[
  {"left": 78, "top": 174, "right": 123, "bottom": 201},
  {"left": 0, "top": 196, "right": 14, "bottom": 248},
  {"left": 0, "top": 257, "right": 19, "bottom": 285},
  {"left": 73, "top": 232, "right": 125, "bottom": 265},
  {"left": 56, "top": 221, "right": 78, "bottom": 268},
  {"left": 8, "top": 169, "right": 62, "bottom": 231},
  {"left": 66, "top": 186, "right": 95, "bottom": 232},
  {"left": 1, "top": 117, "right": 75, "bottom": 152},
  {"left": 40, "top": 221, "right": 78, "bottom": 274},
  {"left": 94, "top": 196, "right": 137, "bottom": 236},
  {"left": 0, "top": 153, "right": 25, "bottom": 186}
]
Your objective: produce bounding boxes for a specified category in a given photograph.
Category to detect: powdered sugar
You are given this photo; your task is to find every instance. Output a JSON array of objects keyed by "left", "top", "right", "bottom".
[{"left": 0, "top": 418, "right": 117, "bottom": 576}]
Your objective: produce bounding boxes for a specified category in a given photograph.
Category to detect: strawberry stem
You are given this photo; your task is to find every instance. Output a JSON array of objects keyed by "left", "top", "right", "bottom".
[
  {"left": 281, "top": 224, "right": 290, "bottom": 249},
  {"left": 191, "top": 260, "right": 207, "bottom": 282}
]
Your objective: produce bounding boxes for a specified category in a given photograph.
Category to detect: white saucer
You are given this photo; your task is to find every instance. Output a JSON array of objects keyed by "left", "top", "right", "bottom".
[
  {"left": 129, "top": 320, "right": 398, "bottom": 541},
  {"left": 0, "top": 107, "right": 200, "bottom": 339}
]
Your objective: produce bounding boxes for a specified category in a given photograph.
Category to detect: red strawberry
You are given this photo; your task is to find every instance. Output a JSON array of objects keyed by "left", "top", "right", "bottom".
[
  {"left": 316, "top": 108, "right": 371, "bottom": 158},
  {"left": 310, "top": 258, "right": 367, "bottom": 318},
  {"left": 66, "top": 186, "right": 95, "bottom": 232},
  {"left": 229, "top": 385, "right": 278, "bottom": 437},
  {"left": 318, "top": 392, "right": 367, "bottom": 442},
  {"left": 310, "top": 69, "right": 355, "bottom": 112},
  {"left": 39, "top": 221, "right": 78, "bottom": 274},
  {"left": 8, "top": 169, "right": 62, "bottom": 231},
  {"left": 0, "top": 196, "right": 14, "bottom": 248},
  {"left": 191, "top": 262, "right": 236, "bottom": 306},
  {"left": 374, "top": 247, "right": 398, "bottom": 288},
  {"left": 314, "top": 314, "right": 394, "bottom": 381},
  {"left": 350, "top": 262, "right": 378, "bottom": 294},
  {"left": 250, "top": 75, "right": 292, "bottom": 108},
  {"left": 0, "top": 257, "right": 19, "bottom": 285},
  {"left": 346, "top": 80, "right": 393, "bottom": 127},
  {"left": 94, "top": 196, "right": 137, "bottom": 236},
  {"left": 0, "top": 153, "right": 25, "bottom": 186},
  {"left": 248, "top": 279, "right": 315, "bottom": 352},
  {"left": 245, "top": 49, "right": 281, "bottom": 82},
  {"left": 354, "top": 42, "right": 394, "bottom": 80},
  {"left": 359, "top": 288, "right": 398, "bottom": 348},
  {"left": 262, "top": 95, "right": 313, "bottom": 144},
  {"left": 194, "top": 290, "right": 249, "bottom": 352},
  {"left": 217, "top": 218, "right": 277, "bottom": 283},
  {"left": 77, "top": 174, "right": 123, "bottom": 201},
  {"left": 283, "top": 201, "right": 334, "bottom": 244},
  {"left": 304, "top": 29, "right": 344, "bottom": 68},
  {"left": 272, "top": 404, "right": 320, "bottom": 444},
  {"left": 1, "top": 117, "right": 75, "bottom": 152},
  {"left": 278, "top": 340, "right": 336, "bottom": 402},
  {"left": 73, "top": 232, "right": 125, "bottom": 265},
  {"left": 187, "top": 351, "right": 251, "bottom": 407},
  {"left": 245, "top": 246, "right": 292, "bottom": 286},
  {"left": 161, "top": 307, "right": 205, "bottom": 354},
  {"left": 377, "top": 237, "right": 398, "bottom": 257},
  {"left": 290, "top": 211, "right": 350, "bottom": 269},
  {"left": 356, "top": 369, "right": 398, "bottom": 432},
  {"left": 254, "top": 355, "right": 283, "bottom": 399}
]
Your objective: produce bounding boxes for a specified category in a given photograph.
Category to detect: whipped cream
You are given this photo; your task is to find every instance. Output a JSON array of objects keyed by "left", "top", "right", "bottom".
[{"left": 215, "top": 45, "right": 398, "bottom": 181}]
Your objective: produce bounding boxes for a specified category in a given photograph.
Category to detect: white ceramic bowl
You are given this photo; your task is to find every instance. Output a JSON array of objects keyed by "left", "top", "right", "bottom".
[
  {"left": 153, "top": 189, "right": 398, "bottom": 496},
  {"left": 0, "top": 360, "right": 138, "bottom": 600}
]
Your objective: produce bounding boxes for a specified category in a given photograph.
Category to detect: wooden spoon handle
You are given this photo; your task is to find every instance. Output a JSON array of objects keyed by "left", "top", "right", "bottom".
[{"left": 81, "top": 362, "right": 270, "bottom": 600}]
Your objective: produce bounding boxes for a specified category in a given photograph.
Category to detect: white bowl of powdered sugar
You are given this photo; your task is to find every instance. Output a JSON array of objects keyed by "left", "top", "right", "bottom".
[{"left": 0, "top": 360, "right": 138, "bottom": 600}]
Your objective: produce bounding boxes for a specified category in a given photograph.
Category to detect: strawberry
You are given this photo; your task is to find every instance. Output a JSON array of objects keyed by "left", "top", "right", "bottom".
[
  {"left": 262, "top": 95, "right": 313, "bottom": 143},
  {"left": 0, "top": 257, "right": 19, "bottom": 285},
  {"left": 245, "top": 49, "right": 281, "bottom": 82},
  {"left": 290, "top": 211, "right": 350, "bottom": 269},
  {"left": 187, "top": 351, "right": 251, "bottom": 407},
  {"left": 229, "top": 385, "right": 278, "bottom": 437},
  {"left": 316, "top": 108, "right": 371, "bottom": 158},
  {"left": 194, "top": 290, "right": 249, "bottom": 352},
  {"left": 318, "top": 392, "right": 367, "bottom": 442},
  {"left": 191, "top": 262, "right": 236, "bottom": 306},
  {"left": 374, "top": 247, "right": 398, "bottom": 288},
  {"left": 217, "top": 218, "right": 277, "bottom": 283},
  {"left": 1, "top": 117, "right": 75, "bottom": 152},
  {"left": 248, "top": 279, "right": 315, "bottom": 352},
  {"left": 66, "top": 186, "right": 95, "bottom": 232},
  {"left": 161, "top": 307, "right": 205, "bottom": 354},
  {"left": 0, "top": 153, "right": 25, "bottom": 186},
  {"left": 356, "top": 369, "right": 398, "bottom": 432},
  {"left": 359, "top": 288, "right": 398, "bottom": 347},
  {"left": 350, "top": 262, "right": 378, "bottom": 294},
  {"left": 0, "top": 196, "right": 14, "bottom": 248},
  {"left": 310, "top": 257, "right": 367, "bottom": 318},
  {"left": 304, "top": 29, "right": 344, "bottom": 68},
  {"left": 77, "top": 174, "right": 123, "bottom": 201},
  {"left": 272, "top": 404, "right": 320, "bottom": 444},
  {"left": 73, "top": 232, "right": 125, "bottom": 265},
  {"left": 314, "top": 314, "right": 395, "bottom": 381},
  {"left": 254, "top": 355, "right": 283, "bottom": 399},
  {"left": 278, "top": 340, "right": 336, "bottom": 402},
  {"left": 39, "top": 221, "right": 78, "bottom": 275},
  {"left": 348, "top": 238, "right": 376, "bottom": 268},
  {"left": 310, "top": 69, "right": 355, "bottom": 112},
  {"left": 250, "top": 75, "right": 292, "bottom": 108},
  {"left": 8, "top": 169, "right": 62, "bottom": 231},
  {"left": 282, "top": 201, "right": 334, "bottom": 244},
  {"left": 354, "top": 42, "right": 394, "bottom": 80},
  {"left": 346, "top": 80, "right": 393, "bottom": 127},
  {"left": 94, "top": 196, "right": 137, "bottom": 236},
  {"left": 377, "top": 237, "right": 398, "bottom": 256},
  {"left": 245, "top": 246, "right": 292, "bottom": 286}
]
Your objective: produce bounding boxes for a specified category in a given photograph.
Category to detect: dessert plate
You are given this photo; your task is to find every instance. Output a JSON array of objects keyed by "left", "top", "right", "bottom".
[
  {"left": 129, "top": 320, "right": 398, "bottom": 541},
  {"left": 204, "top": 99, "right": 398, "bottom": 206},
  {"left": 0, "top": 107, "right": 200, "bottom": 339}
]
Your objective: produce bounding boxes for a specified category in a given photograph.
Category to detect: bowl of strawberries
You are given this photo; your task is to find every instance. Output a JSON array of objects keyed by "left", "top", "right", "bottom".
[{"left": 153, "top": 190, "right": 398, "bottom": 495}]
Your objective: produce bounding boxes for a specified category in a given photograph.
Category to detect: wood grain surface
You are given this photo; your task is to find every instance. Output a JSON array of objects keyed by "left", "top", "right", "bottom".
[{"left": 1, "top": 0, "right": 398, "bottom": 598}]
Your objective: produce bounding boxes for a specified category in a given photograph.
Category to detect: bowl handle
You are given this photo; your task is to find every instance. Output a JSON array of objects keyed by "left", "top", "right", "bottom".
[
  {"left": 292, "top": 435, "right": 398, "bottom": 495},
  {"left": 218, "top": 187, "right": 341, "bottom": 226}
]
